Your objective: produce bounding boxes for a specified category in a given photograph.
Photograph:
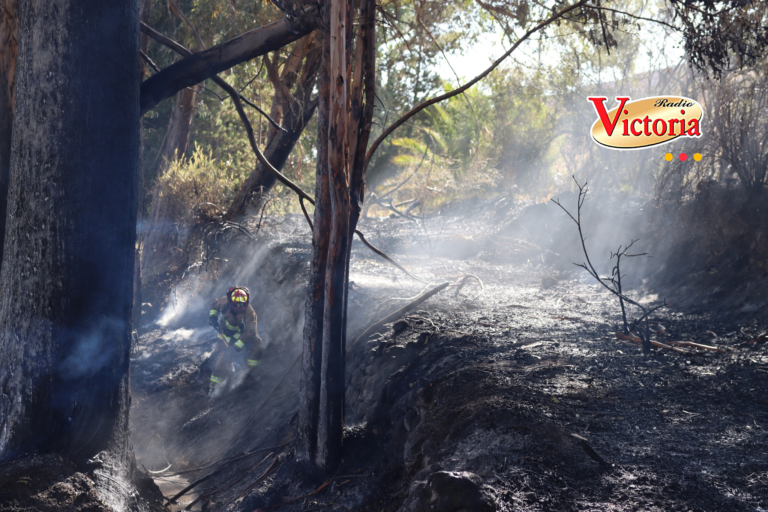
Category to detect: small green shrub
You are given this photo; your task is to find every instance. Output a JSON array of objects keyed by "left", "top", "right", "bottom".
[{"left": 153, "top": 145, "right": 251, "bottom": 222}]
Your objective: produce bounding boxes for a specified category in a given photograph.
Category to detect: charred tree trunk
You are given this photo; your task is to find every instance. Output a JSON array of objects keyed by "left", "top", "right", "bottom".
[
  {"left": 0, "top": 0, "right": 17, "bottom": 269},
  {"left": 225, "top": 35, "right": 321, "bottom": 220},
  {"left": 315, "top": 0, "right": 350, "bottom": 470},
  {"left": 298, "top": 0, "right": 375, "bottom": 475},
  {"left": 0, "top": 1, "right": 153, "bottom": 508},
  {"left": 298, "top": 25, "right": 331, "bottom": 469}
]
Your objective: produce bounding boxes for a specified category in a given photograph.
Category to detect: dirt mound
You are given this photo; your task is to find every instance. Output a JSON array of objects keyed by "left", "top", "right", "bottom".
[
  {"left": 0, "top": 454, "right": 163, "bottom": 512},
  {"left": 647, "top": 185, "right": 768, "bottom": 322}
]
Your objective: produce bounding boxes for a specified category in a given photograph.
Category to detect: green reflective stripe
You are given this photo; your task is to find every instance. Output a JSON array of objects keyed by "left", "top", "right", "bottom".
[
  {"left": 234, "top": 340, "right": 245, "bottom": 349},
  {"left": 223, "top": 318, "right": 243, "bottom": 332},
  {"left": 210, "top": 375, "right": 224, "bottom": 383},
  {"left": 219, "top": 333, "right": 231, "bottom": 345},
  {"left": 247, "top": 359, "right": 261, "bottom": 367},
  {"left": 233, "top": 332, "right": 242, "bottom": 339},
  {"left": 209, "top": 309, "right": 219, "bottom": 316}
]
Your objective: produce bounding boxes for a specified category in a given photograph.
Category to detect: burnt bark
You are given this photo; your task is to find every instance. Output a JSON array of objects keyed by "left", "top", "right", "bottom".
[
  {"left": 298, "top": 24, "right": 331, "bottom": 468},
  {"left": 298, "top": 0, "right": 376, "bottom": 475},
  {"left": 315, "top": 0, "right": 350, "bottom": 471},
  {"left": 0, "top": 0, "right": 17, "bottom": 268},
  {"left": 0, "top": 1, "right": 152, "bottom": 508}
]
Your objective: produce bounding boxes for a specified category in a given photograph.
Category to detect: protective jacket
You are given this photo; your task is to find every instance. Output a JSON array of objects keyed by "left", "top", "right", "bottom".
[
  {"left": 209, "top": 296, "right": 260, "bottom": 351},
  {"left": 208, "top": 296, "right": 263, "bottom": 388}
]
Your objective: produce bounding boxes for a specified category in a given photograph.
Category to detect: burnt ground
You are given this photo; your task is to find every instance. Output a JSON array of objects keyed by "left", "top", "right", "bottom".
[{"left": 129, "top": 196, "right": 768, "bottom": 512}]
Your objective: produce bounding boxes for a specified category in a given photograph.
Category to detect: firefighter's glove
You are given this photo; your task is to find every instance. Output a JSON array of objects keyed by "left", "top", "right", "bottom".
[{"left": 209, "top": 313, "right": 220, "bottom": 332}]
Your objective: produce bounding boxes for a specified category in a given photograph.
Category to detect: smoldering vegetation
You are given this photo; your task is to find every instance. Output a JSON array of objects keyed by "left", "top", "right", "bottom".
[
  {"left": 125, "top": 6, "right": 768, "bottom": 510},
  {"left": 128, "top": 185, "right": 768, "bottom": 511}
]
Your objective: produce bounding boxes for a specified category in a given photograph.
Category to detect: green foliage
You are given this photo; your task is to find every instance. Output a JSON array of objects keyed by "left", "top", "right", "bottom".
[
  {"left": 142, "top": 0, "right": 705, "bottom": 221},
  {"left": 154, "top": 145, "right": 249, "bottom": 222}
]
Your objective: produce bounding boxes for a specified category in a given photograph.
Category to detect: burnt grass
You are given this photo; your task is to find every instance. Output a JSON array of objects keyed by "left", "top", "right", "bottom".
[{"left": 129, "top": 198, "right": 768, "bottom": 512}]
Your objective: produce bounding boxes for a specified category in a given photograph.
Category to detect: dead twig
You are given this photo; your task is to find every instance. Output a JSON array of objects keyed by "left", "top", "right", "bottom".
[
  {"left": 616, "top": 332, "right": 687, "bottom": 354},
  {"left": 224, "top": 456, "right": 281, "bottom": 507},
  {"left": 451, "top": 274, "right": 484, "bottom": 301},
  {"left": 185, "top": 453, "right": 275, "bottom": 510},
  {"left": 666, "top": 341, "right": 728, "bottom": 353},
  {"left": 553, "top": 177, "right": 663, "bottom": 353},
  {"left": 349, "top": 282, "right": 450, "bottom": 352},
  {"left": 253, "top": 475, "right": 367, "bottom": 511}
]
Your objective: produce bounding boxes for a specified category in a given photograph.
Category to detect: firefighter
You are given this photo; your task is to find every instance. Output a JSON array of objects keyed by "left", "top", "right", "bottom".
[{"left": 207, "top": 286, "right": 263, "bottom": 396}]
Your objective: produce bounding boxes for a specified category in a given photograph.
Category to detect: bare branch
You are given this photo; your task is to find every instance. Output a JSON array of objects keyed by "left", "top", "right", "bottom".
[{"left": 552, "top": 176, "right": 662, "bottom": 352}]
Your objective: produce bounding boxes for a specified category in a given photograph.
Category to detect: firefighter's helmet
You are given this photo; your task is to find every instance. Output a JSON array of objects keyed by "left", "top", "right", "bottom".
[{"left": 227, "top": 286, "right": 250, "bottom": 311}]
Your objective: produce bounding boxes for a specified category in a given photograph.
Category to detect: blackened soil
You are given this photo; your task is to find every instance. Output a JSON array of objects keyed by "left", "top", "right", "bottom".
[{"left": 130, "top": 201, "right": 768, "bottom": 512}]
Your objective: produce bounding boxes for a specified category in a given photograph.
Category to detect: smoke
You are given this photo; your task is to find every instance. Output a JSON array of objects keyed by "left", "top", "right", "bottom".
[{"left": 60, "top": 317, "right": 126, "bottom": 380}]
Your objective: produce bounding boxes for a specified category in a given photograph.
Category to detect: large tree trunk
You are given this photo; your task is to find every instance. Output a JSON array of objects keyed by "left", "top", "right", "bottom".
[
  {"left": 0, "top": 0, "right": 17, "bottom": 269},
  {"left": 315, "top": 0, "right": 350, "bottom": 471},
  {"left": 0, "top": 1, "right": 155, "bottom": 509}
]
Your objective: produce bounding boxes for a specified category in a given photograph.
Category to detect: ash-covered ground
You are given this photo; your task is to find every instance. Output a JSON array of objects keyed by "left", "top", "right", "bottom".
[{"left": 129, "top": 196, "right": 768, "bottom": 512}]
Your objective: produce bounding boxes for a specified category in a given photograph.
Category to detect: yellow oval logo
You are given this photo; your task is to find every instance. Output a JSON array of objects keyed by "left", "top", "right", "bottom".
[{"left": 588, "top": 96, "right": 702, "bottom": 150}]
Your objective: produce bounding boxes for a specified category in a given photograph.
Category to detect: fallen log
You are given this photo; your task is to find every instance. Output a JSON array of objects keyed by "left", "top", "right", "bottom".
[{"left": 348, "top": 282, "right": 450, "bottom": 352}]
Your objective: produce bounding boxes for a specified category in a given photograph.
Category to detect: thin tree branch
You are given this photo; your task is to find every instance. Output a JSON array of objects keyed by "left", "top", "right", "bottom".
[
  {"left": 140, "top": 50, "right": 161, "bottom": 73},
  {"left": 417, "top": 16, "right": 481, "bottom": 161},
  {"left": 364, "top": 0, "right": 588, "bottom": 171}
]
